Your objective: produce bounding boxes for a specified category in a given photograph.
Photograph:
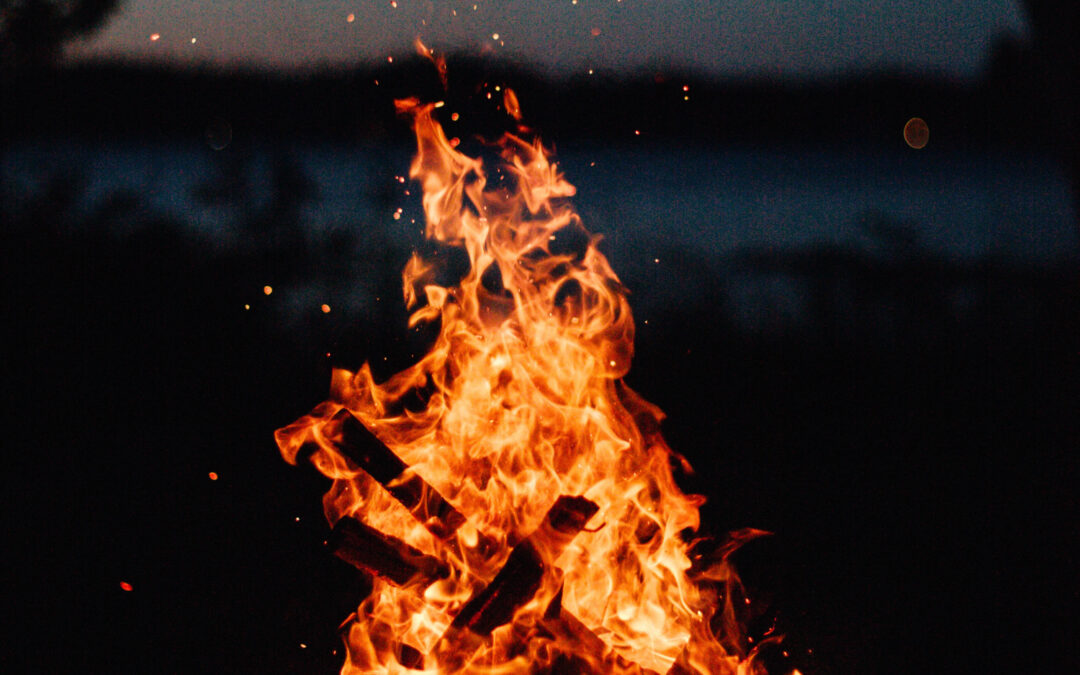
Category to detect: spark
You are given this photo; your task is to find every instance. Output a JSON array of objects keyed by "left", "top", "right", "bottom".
[
  {"left": 120, "top": 581, "right": 133, "bottom": 591},
  {"left": 149, "top": 33, "right": 160, "bottom": 41},
  {"left": 243, "top": 304, "right": 250, "bottom": 310},
  {"left": 390, "top": 0, "right": 397, "bottom": 7},
  {"left": 263, "top": 285, "right": 273, "bottom": 295},
  {"left": 591, "top": 27, "right": 601, "bottom": 37},
  {"left": 634, "top": 130, "right": 640, "bottom": 136},
  {"left": 492, "top": 33, "right": 499, "bottom": 40},
  {"left": 346, "top": 13, "right": 355, "bottom": 23},
  {"left": 654, "top": 258, "right": 659, "bottom": 263},
  {"left": 321, "top": 304, "right": 331, "bottom": 314},
  {"left": 190, "top": 37, "right": 197, "bottom": 44},
  {"left": 588, "top": 68, "right": 594, "bottom": 75},
  {"left": 208, "top": 472, "right": 218, "bottom": 480},
  {"left": 387, "top": 56, "right": 393, "bottom": 63},
  {"left": 300, "top": 643, "right": 307, "bottom": 649},
  {"left": 451, "top": 112, "right": 460, "bottom": 121}
]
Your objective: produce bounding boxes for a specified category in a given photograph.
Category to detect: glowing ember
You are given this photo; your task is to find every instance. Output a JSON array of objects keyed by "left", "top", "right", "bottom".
[
  {"left": 276, "top": 93, "right": 767, "bottom": 674},
  {"left": 208, "top": 471, "right": 219, "bottom": 480},
  {"left": 120, "top": 581, "right": 133, "bottom": 591}
]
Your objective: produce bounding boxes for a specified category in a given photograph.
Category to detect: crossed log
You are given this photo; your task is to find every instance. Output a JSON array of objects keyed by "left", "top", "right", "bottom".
[{"left": 298, "top": 406, "right": 655, "bottom": 673}]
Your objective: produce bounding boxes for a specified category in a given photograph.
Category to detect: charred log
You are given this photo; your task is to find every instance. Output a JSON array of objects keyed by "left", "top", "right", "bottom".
[
  {"left": 452, "top": 495, "right": 599, "bottom": 635},
  {"left": 451, "top": 537, "right": 546, "bottom": 635},
  {"left": 326, "top": 515, "right": 449, "bottom": 586},
  {"left": 430, "top": 494, "right": 600, "bottom": 672},
  {"left": 329, "top": 408, "right": 466, "bottom": 541}
]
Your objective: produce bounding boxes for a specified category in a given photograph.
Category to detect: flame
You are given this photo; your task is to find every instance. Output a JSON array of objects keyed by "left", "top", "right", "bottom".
[{"left": 276, "top": 96, "right": 767, "bottom": 674}]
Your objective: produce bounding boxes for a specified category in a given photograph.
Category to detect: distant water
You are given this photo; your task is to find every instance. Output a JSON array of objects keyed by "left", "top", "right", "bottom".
[{"left": 5, "top": 140, "right": 1075, "bottom": 266}]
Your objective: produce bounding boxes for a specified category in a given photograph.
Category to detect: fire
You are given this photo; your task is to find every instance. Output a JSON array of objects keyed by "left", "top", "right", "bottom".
[{"left": 276, "top": 93, "right": 768, "bottom": 673}]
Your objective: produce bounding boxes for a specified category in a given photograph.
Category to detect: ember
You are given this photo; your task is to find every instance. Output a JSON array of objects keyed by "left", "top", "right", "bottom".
[{"left": 276, "top": 91, "right": 768, "bottom": 673}]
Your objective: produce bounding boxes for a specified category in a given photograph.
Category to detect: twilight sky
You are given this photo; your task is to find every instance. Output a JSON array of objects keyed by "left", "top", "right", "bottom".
[{"left": 68, "top": 0, "right": 1029, "bottom": 77}]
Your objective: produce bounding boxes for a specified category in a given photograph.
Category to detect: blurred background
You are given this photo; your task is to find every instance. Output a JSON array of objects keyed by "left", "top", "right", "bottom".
[{"left": 2, "top": 1, "right": 1077, "bottom": 673}]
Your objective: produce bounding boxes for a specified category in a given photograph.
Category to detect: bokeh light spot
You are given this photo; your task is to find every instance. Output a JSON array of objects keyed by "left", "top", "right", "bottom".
[{"left": 904, "top": 117, "right": 929, "bottom": 149}]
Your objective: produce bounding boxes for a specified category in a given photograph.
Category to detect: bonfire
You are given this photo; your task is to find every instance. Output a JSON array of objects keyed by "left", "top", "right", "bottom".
[{"left": 275, "top": 89, "right": 770, "bottom": 674}]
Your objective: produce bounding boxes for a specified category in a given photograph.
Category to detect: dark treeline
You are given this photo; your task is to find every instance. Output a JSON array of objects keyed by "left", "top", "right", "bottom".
[{"left": 0, "top": 52, "right": 1055, "bottom": 151}]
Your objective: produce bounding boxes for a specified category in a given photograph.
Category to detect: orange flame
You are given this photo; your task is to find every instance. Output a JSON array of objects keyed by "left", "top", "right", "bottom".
[{"left": 276, "top": 96, "right": 767, "bottom": 674}]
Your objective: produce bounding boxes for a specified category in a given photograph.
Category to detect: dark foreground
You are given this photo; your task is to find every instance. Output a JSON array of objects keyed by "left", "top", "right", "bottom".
[{"left": 3, "top": 160, "right": 1077, "bottom": 674}]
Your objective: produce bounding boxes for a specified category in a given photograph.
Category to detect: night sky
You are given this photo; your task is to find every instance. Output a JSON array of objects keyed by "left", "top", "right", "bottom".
[{"left": 68, "top": 0, "right": 1028, "bottom": 76}]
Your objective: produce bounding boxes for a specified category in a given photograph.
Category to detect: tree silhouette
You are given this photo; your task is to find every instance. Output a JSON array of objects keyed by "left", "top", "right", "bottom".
[{"left": 1, "top": 0, "right": 120, "bottom": 72}]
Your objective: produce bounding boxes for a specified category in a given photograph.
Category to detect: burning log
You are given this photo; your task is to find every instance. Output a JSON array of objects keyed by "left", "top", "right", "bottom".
[
  {"left": 432, "top": 496, "right": 598, "bottom": 667},
  {"left": 450, "top": 533, "right": 546, "bottom": 636},
  {"left": 451, "top": 495, "right": 598, "bottom": 635},
  {"left": 323, "top": 407, "right": 467, "bottom": 541},
  {"left": 326, "top": 515, "right": 449, "bottom": 587}
]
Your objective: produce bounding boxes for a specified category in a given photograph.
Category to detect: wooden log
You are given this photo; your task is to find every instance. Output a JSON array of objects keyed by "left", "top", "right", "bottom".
[
  {"left": 328, "top": 408, "right": 466, "bottom": 541},
  {"left": 429, "top": 495, "right": 600, "bottom": 670},
  {"left": 326, "top": 515, "right": 449, "bottom": 587},
  {"left": 451, "top": 535, "right": 547, "bottom": 635},
  {"left": 450, "top": 495, "right": 599, "bottom": 635}
]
